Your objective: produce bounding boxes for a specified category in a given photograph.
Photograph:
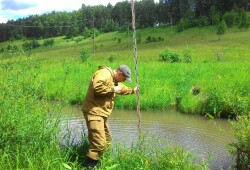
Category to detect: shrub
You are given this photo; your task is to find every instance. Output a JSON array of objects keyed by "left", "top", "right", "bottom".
[
  {"left": 237, "top": 9, "right": 250, "bottom": 30},
  {"left": 159, "top": 48, "right": 181, "bottom": 63},
  {"left": 80, "top": 48, "right": 90, "bottom": 63},
  {"left": 159, "top": 48, "right": 192, "bottom": 63},
  {"left": 217, "top": 21, "right": 227, "bottom": 40},
  {"left": 177, "top": 18, "right": 188, "bottom": 32},
  {"left": 118, "top": 38, "right": 121, "bottom": 43},
  {"left": 22, "top": 41, "right": 33, "bottom": 50},
  {"left": 182, "top": 47, "right": 192, "bottom": 63},
  {"left": 194, "top": 16, "right": 209, "bottom": 27},
  {"left": 22, "top": 40, "right": 40, "bottom": 50},
  {"left": 107, "top": 53, "right": 117, "bottom": 63},
  {"left": 222, "top": 11, "right": 237, "bottom": 28},
  {"left": 31, "top": 39, "right": 40, "bottom": 48},
  {"left": 43, "top": 39, "right": 55, "bottom": 47},
  {"left": 145, "top": 36, "right": 164, "bottom": 43},
  {"left": 83, "top": 27, "right": 100, "bottom": 39}
]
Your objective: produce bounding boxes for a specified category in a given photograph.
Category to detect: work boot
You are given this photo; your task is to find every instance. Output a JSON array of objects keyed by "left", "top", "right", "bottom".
[{"left": 83, "top": 156, "right": 98, "bottom": 169}]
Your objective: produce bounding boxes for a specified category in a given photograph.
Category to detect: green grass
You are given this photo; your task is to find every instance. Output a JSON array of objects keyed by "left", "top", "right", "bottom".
[
  {"left": 1, "top": 25, "right": 249, "bottom": 169},
  {"left": 1, "top": 25, "right": 249, "bottom": 117},
  {"left": 0, "top": 58, "right": 209, "bottom": 169}
]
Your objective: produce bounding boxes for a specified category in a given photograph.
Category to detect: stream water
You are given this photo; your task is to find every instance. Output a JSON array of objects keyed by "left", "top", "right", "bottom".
[{"left": 62, "top": 106, "right": 235, "bottom": 170}]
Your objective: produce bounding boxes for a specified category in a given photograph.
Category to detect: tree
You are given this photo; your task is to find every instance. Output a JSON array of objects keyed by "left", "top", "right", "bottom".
[
  {"left": 217, "top": 21, "right": 227, "bottom": 40},
  {"left": 210, "top": 5, "right": 220, "bottom": 25},
  {"left": 112, "top": 1, "right": 131, "bottom": 27},
  {"left": 238, "top": 8, "right": 250, "bottom": 30},
  {"left": 222, "top": 11, "right": 237, "bottom": 27},
  {"left": 136, "top": 0, "right": 157, "bottom": 28}
]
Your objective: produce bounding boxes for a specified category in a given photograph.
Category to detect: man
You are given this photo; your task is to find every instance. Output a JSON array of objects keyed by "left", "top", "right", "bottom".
[{"left": 82, "top": 65, "right": 139, "bottom": 168}]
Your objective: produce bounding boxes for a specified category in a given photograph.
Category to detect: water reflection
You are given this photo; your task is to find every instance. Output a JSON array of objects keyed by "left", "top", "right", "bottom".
[{"left": 62, "top": 105, "right": 235, "bottom": 169}]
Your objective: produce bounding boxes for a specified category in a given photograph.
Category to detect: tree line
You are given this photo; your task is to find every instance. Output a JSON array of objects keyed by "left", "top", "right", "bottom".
[{"left": 0, "top": 0, "right": 249, "bottom": 42}]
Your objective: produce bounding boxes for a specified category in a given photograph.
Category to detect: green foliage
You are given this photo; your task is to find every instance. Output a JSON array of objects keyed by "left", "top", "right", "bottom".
[
  {"left": 82, "top": 27, "right": 100, "bottom": 39},
  {"left": 0, "top": 58, "right": 65, "bottom": 169},
  {"left": 101, "top": 136, "right": 208, "bottom": 170},
  {"left": 182, "top": 46, "right": 192, "bottom": 63},
  {"left": 74, "top": 37, "right": 83, "bottom": 43},
  {"left": 80, "top": 48, "right": 90, "bottom": 63},
  {"left": 210, "top": 6, "right": 220, "bottom": 25},
  {"left": 194, "top": 16, "right": 209, "bottom": 27},
  {"left": 229, "top": 114, "right": 250, "bottom": 168},
  {"left": 0, "top": 26, "right": 249, "bottom": 119},
  {"left": 102, "top": 19, "right": 118, "bottom": 32},
  {"left": 1, "top": 23, "right": 250, "bottom": 170},
  {"left": 145, "top": 36, "right": 164, "bottom": 43},
  {"left": 177, "top": 18, "right": 188, "bottom": 32},
  {"left": 43, "top": 39, "right": 55, "bottom": 47},
  {"left": 159, "top": 48, "right": 181, "bottom": 63},
  {"left": 237, "top": 9, "right": 250, "bottom": 30},
  {"left": 22, "top": 40, "right": 40, "bottom": 50},
  {"left": 222, "top": 11, "right": 237, "bottom": 28},
  {"left": 117, "top": 37, "right": 121, "bottom": 43},
  {"left": 7, "top": 44, "right": 18, "bottom": 51},
  {"left": 217, "top": 21, "right": 227, "bottom": 40},
  {"left": 159, "top": 47, "right": 192, "bottom": 63},
  {"left": 107, "top": 53, "right": 117, "bottom": 63}
]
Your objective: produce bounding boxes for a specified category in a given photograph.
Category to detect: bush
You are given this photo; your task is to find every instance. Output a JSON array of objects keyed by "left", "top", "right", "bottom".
[
  {"left": 82, "top": 27, "right": 100, "bottom": 39},
  {"left": 159, "top": 48, "right": 193, "bottom": 63},
  {"left": 217, "top": 21, "right": 227, "bottom": 40},
  {"left": 182, "top": 47, "right": 192, "bottom": 63},
  {"left": 117, "top": 38, "right": 121, "bottom": 43},
  {"left": 159, "top": 48, "right": 181, "bottom": 63},
  {"left": 177, "top": 18, "right": 188, "bottom": 32},
  {"left": 43, "top": 39, "right": 55, "bottom": 47},
  {"left": 22, "top": 40, "right": 40, "bottom": 50},
  {"left": 194, "top": 16, "right": 209, "bottom": 27},
  {"left": 80, "top": 48, "right": 90, "bottom": 63},
  {"left": 107, "top": 53, "right": 117, "bottom": 63},
  {"left": 145, "top": 36, "right": 164, "bottom": 43},
  {"left": 222, "top": 11, "right": 237, "bottom": 27},
  {"left": 237, "top": 9, "right": 250, "bottom": 30}
]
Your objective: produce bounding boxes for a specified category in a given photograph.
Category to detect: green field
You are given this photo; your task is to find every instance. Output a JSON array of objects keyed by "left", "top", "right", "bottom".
[
  {"left": 1, "top": 26, "right": 250, "bottom": 118},
  {"left": 0, "top": 25, "right": 249, "bottom": 169}
]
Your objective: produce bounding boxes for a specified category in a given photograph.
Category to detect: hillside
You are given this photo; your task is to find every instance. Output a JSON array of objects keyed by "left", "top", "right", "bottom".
[{"left": 1, "top": 25, "right": 250, "bottom": 63}]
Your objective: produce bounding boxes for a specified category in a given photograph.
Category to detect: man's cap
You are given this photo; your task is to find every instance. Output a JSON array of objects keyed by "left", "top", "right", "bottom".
[{"left": 118, "top": 65, "right": 131, "bottom": 83}]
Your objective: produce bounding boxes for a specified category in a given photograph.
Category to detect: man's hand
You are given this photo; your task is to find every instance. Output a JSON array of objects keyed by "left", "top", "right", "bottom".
[{"left": 114, "top": 86, "right": 123, "bottom": 94}]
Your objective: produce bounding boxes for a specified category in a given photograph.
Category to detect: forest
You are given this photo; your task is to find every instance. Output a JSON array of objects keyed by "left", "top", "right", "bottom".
[{"left": 0, "top": 0, "right": 250, "bottom": 42}]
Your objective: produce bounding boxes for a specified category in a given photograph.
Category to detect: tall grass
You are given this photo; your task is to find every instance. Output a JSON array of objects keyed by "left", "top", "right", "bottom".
[
  {"left": 0, "top": 56, "right": 209, "bottom": 169},
  {"left": 0, "top": 56, "right": 67, "bottom": 169},
  {"left": 229, "top": 114, "right": 250, "bottom": 169},
  {"left": 0, "top": 26, "right": 246, "bottom": 118},
  {"left": 101, "top": 135, "right": 208, "bottom": 170},
  {"left": 36, "top": 58, "right": 249, "bottom": 118}
]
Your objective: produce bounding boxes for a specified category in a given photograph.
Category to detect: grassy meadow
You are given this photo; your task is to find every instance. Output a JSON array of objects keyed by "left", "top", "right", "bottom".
[
  {"left": 2, "top": 25, "right": 249, "bottom": 117},
  {"left": 0, "top": 25, "right": 249, "bottom": 169}
]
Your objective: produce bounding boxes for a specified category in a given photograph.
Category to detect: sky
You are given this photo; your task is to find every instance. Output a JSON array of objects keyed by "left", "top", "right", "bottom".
[{"left": 0, "top": 0, "right": 156, "bottom": 23}]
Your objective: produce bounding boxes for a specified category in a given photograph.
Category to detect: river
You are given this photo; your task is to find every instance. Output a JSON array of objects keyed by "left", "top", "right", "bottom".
[{"left": 62, "top": 105, "right": 235, "bottom": 170}]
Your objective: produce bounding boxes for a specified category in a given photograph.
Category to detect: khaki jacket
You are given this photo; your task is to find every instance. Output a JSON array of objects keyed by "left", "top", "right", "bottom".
[{"left": 82, "top": 67, "right": 133, "bottom": 117}]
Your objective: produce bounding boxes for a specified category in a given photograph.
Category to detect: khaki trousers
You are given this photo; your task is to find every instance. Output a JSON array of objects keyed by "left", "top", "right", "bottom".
[{"left": 84, "top": 113, "right": 112, "bottom": 160}]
